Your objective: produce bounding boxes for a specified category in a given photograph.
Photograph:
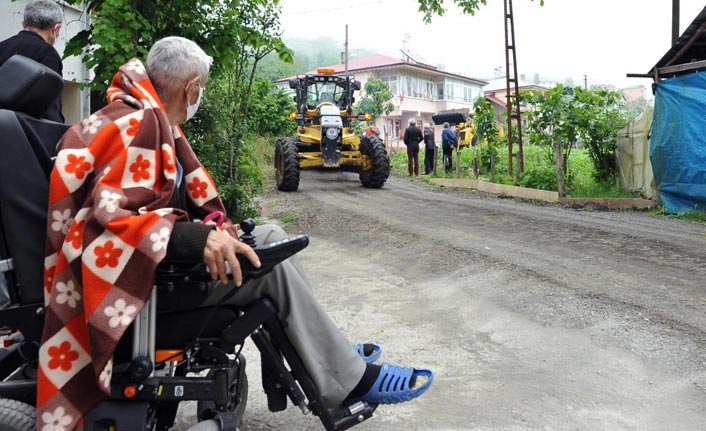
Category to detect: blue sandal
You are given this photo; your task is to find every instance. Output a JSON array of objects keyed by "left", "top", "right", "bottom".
[
  {"left": 358, "top": 363, "right": 434, "bottom": 404},
  {"left": 353, "top": 343, "right": 382, "bottom": 363}
]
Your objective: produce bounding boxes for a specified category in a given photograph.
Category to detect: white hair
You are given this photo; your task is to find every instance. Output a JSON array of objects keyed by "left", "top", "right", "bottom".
[
  {"left": 146, "top": 37, "right": 213, "bottom": 102},
  {"left": 23, "top": 1, "right": 62, "bottom": 30},
  {"left": 409, "top": 118, "right": 416, "bottom": 125}
]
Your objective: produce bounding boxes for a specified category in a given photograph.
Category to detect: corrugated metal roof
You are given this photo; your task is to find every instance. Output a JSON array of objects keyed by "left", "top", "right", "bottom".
[{"left": 650, "top": 6, "right": 706, "bottom": 74}]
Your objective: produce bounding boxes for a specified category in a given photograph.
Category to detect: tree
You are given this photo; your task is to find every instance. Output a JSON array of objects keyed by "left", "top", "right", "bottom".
[
  {"left": 356, "top": 77, "right": 395, "bottom": 120},
  {"left": 523, "top": 85, "right": 580, "bottom": 176},
  {"left": 472, "top": 97, "right": 503, "bottom": 181},
  {"left": 416, "top": 0, "right": 544, "bottom": 23},
  {"left": 523, "top": 85, "right": 628, "bottom": 185},
  {"left": 574, "top": 89, "right": 628, "bottom": 182},
  {"left": 62, "top": 0, "right": 293, "bottom": 219}
]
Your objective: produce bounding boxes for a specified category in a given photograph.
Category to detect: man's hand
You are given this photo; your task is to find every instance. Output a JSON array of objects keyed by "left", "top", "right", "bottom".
[{"left": 203, "top": 229, "right": 261, "bottom": 286}]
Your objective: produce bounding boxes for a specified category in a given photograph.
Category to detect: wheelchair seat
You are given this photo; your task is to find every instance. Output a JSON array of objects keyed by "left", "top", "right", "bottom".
[{"left": 0, "top": 55, "right": 67, "bottom": 308}]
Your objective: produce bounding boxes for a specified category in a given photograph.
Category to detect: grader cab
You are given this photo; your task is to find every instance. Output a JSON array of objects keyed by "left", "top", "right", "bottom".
[{"left": 274, "top": 68, "right": 390, "bottom": 191}]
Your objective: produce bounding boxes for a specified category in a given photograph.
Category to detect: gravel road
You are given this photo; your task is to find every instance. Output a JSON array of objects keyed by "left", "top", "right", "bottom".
[{"left": 178, "top": 169, "right": 706, "bottom": 431}]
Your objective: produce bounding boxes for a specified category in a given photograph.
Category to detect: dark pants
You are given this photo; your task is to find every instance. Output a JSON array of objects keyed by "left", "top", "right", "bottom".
[
  {"left": 443, "top": 146, "right": 454, "bottom": 172},
  {"left": 424, "top": 147, "right": 435, "bottom": 174},
  {"left": 407, "top": 146, "right": 420, "bottom": 176}
]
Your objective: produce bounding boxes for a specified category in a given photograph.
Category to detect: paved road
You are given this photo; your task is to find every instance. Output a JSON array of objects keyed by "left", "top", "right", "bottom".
[{"left": 178, "top": 170, "right": 706, "bottom": 430}]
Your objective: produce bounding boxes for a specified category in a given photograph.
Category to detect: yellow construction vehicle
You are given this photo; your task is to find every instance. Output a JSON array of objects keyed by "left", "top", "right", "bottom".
[
  {"left": 274, "top": 68, "right": 390, "bottom": 191},
  {"left": 431, "top": 109, "right": 476, "bottom": 148}
]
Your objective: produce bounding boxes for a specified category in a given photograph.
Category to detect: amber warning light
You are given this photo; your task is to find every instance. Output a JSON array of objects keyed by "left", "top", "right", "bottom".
[{"left": 316, "top": 67, "right": 334, "bottom": 74}]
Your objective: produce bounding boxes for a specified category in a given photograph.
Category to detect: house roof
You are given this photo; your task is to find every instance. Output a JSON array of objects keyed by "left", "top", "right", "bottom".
[
  {"left": 275, "top": 53, "right": 488, "bottom": 86},
  {"left": 649, "top": 6, "right": 706, "bottom": 75}
]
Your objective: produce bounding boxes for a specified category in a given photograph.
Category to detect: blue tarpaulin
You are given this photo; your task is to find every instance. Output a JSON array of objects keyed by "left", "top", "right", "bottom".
[{"left": 650, "top": 71, "right": 706, "bottom": 213}]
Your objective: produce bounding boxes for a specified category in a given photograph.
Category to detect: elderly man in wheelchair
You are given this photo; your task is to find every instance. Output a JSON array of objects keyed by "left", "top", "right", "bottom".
[{"left": 0, "top": 37, "right": 433, "bottom": 431}]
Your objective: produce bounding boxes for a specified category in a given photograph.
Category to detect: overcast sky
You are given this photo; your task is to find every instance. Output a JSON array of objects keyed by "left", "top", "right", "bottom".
[{"left": 279, "top": 0, "right": 705, "bottom": 89}]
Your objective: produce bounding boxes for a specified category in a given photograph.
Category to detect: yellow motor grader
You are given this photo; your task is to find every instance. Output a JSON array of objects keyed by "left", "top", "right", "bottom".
[{"left": 274, "top": 68, "right": 390, "bottom": 191}]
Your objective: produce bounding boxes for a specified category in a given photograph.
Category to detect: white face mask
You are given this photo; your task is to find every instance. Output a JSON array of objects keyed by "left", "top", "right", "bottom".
[{"left": 185, "top": 84, "right": 203, "bottom": 121}]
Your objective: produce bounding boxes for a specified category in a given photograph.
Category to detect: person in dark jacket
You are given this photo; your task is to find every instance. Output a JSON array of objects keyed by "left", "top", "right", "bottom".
[
  {"left": 0, "top": 0, "right": 64, "bottom": 122},
  {"left": 422, "top": 124, "right": 436, "bottom": 175},
  {"left": 402, "top": 118, "right": 423, "bottom": 176},
  {"left": 441, "top": 122, "right": 458, "bottom": 173}
]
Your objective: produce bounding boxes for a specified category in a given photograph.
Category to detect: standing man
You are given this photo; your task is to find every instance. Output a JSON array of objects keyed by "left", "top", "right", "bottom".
[
  {"left": 402, "top": 118, "right": 423, "bottom": 176},
  {"left": 441, "top": 122, "right": 458, "bottom": 173},
  {"left": 0, "top": 0, "right": 64, "bottom": 122},
  {"left": 422, "top": 123, "right": 436, "bottom": 175}
]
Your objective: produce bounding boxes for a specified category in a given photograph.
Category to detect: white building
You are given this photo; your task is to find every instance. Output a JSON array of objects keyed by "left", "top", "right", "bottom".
[{"left": 0, "top": 0, "right": 91, "bottom": 124}]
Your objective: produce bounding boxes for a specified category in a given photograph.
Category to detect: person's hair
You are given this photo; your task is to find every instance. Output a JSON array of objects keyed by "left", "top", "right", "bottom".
[
  {"left": 443, "top": 122, "right": 449, "bottom": 128},
  {"left": 146, "top": 36, "right": 213, "bottom": 102},
  {"left": 409, "top": 118, "right": 416, "bottom": 125},
  {"left": 23, "top": 0, "right": 63, "bottom": 30}
]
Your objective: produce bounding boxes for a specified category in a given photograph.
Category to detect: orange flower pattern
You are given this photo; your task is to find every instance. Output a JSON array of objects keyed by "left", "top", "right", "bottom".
[
  {"left": 65, "top": 220, "right": 85, "bottom": 249},
  {"left": 127, "top": 118, "right": 141, "bottom": 136},
  {"left": 47, "top": 341, "right": 79, "bottom": 372},
  {"left": 64, "top": 154, "right": 91, "bottom": 180},
  {"left": 162, "top": 149, "right": 176, "bottom": 174},
  {"left": 129, "top": 154, "right": 151, "bottom": 182},
  {"left": 187, "top": 177, "right": 209, "bottom": 200},
  {"left": 94, "top": 240, "right": 123, "bottom": 268}
]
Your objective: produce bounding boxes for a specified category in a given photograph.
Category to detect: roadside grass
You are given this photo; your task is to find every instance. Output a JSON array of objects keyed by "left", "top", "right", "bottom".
[
  {"left": 650, "top": 208, "right": 706, "bottom": 223},
  {"left": 391, "top": 145, "right": 636, "bottom": 198},
  {"left": 280, "top": 212, "right": 300, "bottom": 225}
]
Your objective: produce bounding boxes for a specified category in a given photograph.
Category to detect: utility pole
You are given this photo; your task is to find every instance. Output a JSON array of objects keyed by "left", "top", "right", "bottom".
[
  {"left": 672, "top": 0, "right": 680, "bottom": 45},
  {"left": 344, "top": 24, "right": 349, "bottom": 74},
  {"left": 504, "top": 0, "right": 524, "bottom": 180},
  {"left": 584, "top": 74, "right": 588, "bottom": 90}
]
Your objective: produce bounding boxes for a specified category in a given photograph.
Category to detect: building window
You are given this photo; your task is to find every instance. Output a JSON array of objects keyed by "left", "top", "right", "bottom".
[{"left": 381, "top": 75, "right": 398, "bottom": 95}]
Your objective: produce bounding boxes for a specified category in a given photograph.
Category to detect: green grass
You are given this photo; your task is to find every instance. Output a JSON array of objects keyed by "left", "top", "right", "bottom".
[
  {"left": 651, "top": 208, "right": 706, "bottom": 223},
  {"left": 280, "top": 212, "right": 300, "bottom": 225},
  {"left": 391, "top": 145, "right": 638, "bottom": 198}
]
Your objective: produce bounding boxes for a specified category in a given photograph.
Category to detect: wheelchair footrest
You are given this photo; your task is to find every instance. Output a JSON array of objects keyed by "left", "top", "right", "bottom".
[{"left": 332, "top": 402, "right": 377, "bottom": 431}]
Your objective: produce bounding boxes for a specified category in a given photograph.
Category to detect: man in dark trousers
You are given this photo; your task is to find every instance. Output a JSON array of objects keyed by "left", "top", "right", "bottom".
[
  {"left": 441, "top": 122, "right": 458, "bottom": 173},
  {"left": 403, "top": 118, "right": 423, "bottom": 176},
  {"left": 0, "top": 0, "right": 64, "bottom": 122},
  {"left": 422, "top": 123, "right": 436, "bottom": 175}
]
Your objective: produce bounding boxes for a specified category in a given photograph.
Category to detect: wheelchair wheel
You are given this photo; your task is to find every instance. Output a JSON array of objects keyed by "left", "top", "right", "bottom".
[
  {"left": 196, "top": 369, "right": 248, "bottom": 425},
  {"left": 0, "top": 398, "right": 36, "bottom": 431}
]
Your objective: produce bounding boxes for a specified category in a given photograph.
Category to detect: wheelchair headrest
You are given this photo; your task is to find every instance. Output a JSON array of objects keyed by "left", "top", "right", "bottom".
[{"left": 0, "top": 55, "right": 64, "bottom": 118}]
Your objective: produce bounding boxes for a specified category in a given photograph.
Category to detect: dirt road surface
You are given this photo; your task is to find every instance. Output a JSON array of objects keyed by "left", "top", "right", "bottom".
[{"left": 177, "top": 170, "right": 706, "bottom": 431}]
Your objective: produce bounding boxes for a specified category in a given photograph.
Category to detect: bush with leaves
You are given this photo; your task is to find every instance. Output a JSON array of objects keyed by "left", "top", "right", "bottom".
[
  {"left": 523, "top": 85, "right": 627, "bottom": 183},
  {"left": 247, "top": 77, "right": 296, "bottom": 137},
  {"left": 63, "top": 0, "right": 293, "bottom": 220}
]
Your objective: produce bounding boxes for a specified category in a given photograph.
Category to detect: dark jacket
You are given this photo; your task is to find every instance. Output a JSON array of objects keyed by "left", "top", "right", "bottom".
[
  {"left": 423, "top": 127, "right": 435, "bottom": 150},
  {"left": 403, "top": 125, "right": 423, "bottom": 148},
  {"left": 0, "top": 30, "right": 64, "bottom": 122},
  {"left": 441, "top": 128, "right": 457, "bottom": 150}
]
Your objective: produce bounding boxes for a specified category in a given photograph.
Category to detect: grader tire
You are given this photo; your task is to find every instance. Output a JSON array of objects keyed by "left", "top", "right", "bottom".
[
  {"left": 0, "top": 399, "right": 36, "bottom": 431},
  {"left": 274, "top": 138, "right": 300, "bottom": 192},
  {"left": 359, "top": 136, "right": 390, "bottom": 188}
]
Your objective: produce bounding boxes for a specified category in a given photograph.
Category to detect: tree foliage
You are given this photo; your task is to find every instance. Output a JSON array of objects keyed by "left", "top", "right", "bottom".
[
  {"left": 62, "top": 0, "right": 294, "bottom": 219},
  {"left": 356, "top": 77, "right": 394, "bottom": 120},
  {"left": 523, "top": 85, "right": 628, "bottom": 182},
  {"left": 416, "top": 0, "right": 544, "bottom": 23}
]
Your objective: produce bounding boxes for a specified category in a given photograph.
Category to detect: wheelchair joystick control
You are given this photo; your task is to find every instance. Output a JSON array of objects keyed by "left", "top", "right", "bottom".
[{"left": 240, "top": 218, "right": 257, "bottom": 249}]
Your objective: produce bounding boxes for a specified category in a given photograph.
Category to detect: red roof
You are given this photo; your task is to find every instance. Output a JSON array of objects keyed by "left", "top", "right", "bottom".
[{"left": 275, "top": 54, "right": 487, "bottom": 85}]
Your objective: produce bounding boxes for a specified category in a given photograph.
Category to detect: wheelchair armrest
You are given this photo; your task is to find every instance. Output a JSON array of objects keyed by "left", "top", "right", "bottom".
[{"left": 154, "top": 234, "right": 309, "bottom": 312}]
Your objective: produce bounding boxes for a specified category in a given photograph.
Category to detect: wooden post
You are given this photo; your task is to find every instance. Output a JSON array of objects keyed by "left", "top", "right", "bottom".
[
  {"left": 554, "top": 142, "right": 565, "bottom": 198},
  {"left": 432, "top": 147, "right": 439, "bottom": 175},
  {"left": 490, "top": 153, "right": 496, "bottom": 183},
  {"left": 456, "top": 147, "right": 461, "bottom": 179}
]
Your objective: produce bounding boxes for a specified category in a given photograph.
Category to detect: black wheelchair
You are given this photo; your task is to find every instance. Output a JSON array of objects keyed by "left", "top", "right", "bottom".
[{"left": 0, "top": 55, "right": 376, "bottom": 431}]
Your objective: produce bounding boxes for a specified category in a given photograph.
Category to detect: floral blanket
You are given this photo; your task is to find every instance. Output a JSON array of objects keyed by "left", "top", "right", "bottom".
[{"left": 36, "top": 59, "right": 227, "bottom": 430}]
